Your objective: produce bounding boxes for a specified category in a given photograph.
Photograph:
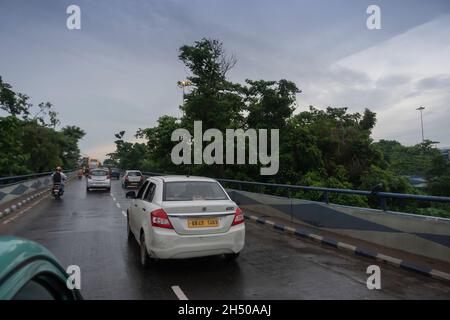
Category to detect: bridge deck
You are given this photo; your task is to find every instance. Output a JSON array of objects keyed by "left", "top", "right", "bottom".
[{"left": 0, "top": 179, "right": 449, "bottom": 299}]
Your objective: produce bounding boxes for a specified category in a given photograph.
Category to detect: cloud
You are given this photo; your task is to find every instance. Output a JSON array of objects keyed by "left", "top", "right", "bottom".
[
  {"left": 1, "top": 0, "right": 450, "bottom": 159},
  {"left": 308, "top": 14, "right": 450, "bottom": 146}
]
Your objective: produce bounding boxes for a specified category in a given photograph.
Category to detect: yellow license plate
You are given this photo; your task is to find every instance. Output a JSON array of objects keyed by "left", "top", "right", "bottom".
[{"left": 188, "top": 218, "right": 219, "bottom": 228}]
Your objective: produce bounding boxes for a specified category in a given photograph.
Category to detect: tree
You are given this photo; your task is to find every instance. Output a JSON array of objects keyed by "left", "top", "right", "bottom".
[
  {"left": 243, "top": 79, "right": 300, "bottom": 130},
  {"left": 0, "top": 75, "right": 85, "bottom": 175},
  {"left": 60, "top": 126, "right": 86, "bottom": 169},
  {"left": 0, "top": 76, "right": 31, "bottom": 118},
  {"left": 178, "top": 38, "right": 244, "bottom": 131}
]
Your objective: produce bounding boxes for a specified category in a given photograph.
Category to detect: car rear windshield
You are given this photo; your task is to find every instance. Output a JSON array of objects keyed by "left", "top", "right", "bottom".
[
  {"left": 91, "top": 170, "right": 108, "bottom": 176},
  {"left": 127, "top": 171, "right": 141, "bottom": 176},
  {"left": 163, "top": 181, "right": 228, "bottom": 201}
]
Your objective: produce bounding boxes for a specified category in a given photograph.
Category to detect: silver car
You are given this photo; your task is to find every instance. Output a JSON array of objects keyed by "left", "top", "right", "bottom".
[
  {"left": 86, "top": 168, "right": 111, "bottom": 192},
  {"left": 122, "top": 170, "right": 144, "bottom": 189}
]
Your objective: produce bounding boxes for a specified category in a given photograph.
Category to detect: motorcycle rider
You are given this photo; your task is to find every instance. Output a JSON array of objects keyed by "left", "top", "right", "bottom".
[{"left": 52, "top": 166, "right": 67, "bottom": 193}]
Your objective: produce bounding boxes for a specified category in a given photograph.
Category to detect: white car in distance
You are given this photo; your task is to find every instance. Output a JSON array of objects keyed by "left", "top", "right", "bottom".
[
  {"left": 122, "top": 170, "right": 144, "bottom": 189},
  {"left": 86, "top": 168, "right": 111, "bottom": 192},
  {"left": 126, "top": 176, "right": 245, "bottom": 267}
]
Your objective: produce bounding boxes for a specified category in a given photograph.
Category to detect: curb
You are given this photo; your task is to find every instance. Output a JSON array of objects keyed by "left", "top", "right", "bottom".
[
  {"left": 0, "top": 176, "right": 78, "bottom": 220},
  {"left": 244, "top": 214, "right": 450, "bottom": 283},
  {"left": 0, "top": 190, "right": 49, "bottom": 219}
]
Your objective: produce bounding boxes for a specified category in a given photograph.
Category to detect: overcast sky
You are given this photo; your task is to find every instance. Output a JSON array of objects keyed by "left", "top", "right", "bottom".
[{"left": 1, "top": 0, "right": 449, "bottom": 161}]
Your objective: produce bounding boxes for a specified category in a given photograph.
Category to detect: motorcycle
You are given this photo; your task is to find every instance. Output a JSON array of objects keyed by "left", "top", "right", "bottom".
[
  {"left": 78, "top": 171, "right": 83, "bottom": 180},
  {"left": 52, "top": 183, "right": 63, "bottom": 199}
]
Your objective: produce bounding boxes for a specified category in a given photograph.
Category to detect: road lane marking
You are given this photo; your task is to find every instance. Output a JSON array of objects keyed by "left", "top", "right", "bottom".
[
  {"left": 171, "top": 285, "right": 188, "bottom": 300},
  {"left": 116, "top": 203, "right": 121, "bottom": 208},
  {"left": 121, "top": 211, "right": 126, "bottom": 217},
  {"left": 113, "top": 197, "right": 116, "bottom": 201}
]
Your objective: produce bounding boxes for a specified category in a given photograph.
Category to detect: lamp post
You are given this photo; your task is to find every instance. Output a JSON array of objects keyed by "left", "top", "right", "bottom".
[
  {"left": 416, "top": 106, "right": 425, "bottom": 143},
  {"left": 177, "top": 80, "right": 192, "bottom": 104}
]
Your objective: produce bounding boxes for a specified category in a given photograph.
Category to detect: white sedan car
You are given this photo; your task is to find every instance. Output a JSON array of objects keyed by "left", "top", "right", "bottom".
[{"left": 126, "top": 176, "right": 245, "bottom": 267}]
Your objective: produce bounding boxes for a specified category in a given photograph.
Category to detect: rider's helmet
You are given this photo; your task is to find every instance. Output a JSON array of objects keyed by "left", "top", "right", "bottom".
[{"left": 56, "top": 166, "right": 62, "bottom": 172}]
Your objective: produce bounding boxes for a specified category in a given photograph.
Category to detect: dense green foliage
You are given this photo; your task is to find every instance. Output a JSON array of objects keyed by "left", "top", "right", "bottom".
[
  {"left": 105, "top": 39, "right": 450, "bottom": 216},
  {"left": 0, "top": 76, "right": 85, "bottom": 175}
]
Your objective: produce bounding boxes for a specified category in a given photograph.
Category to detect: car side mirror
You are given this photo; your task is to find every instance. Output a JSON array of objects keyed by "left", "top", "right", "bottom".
[{"left": 126, "top": 191, "right": 136, "bottom": 199}]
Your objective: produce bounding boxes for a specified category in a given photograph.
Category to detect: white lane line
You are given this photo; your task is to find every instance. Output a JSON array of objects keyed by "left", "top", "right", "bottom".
[
  {"left": 116, "top": 203, "right": 121, "bottom": 208},
  {"left": 121, "top": 211, "right": 126, "bottom": 217},
  {"left": 112, "top": 197, "right": 116, "bottom": 201},
  {"left": 171, "top": 285, "right": 188, "bottom": 300}
]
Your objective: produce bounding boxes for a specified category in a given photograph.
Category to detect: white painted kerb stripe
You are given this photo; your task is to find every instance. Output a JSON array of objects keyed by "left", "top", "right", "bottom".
[{"left": 171, "top": 285, "right": 188, "bottom": 300}]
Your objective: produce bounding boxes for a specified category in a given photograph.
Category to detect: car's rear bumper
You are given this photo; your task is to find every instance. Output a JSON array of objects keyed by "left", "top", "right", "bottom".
[
  {"left": 87, "top": 181, "right": 111, "bottom": 188},
  {"left": 124, "top": 181, "right": 142, "bottom": 187},
  {"left": 148, "top": 224, "right": 245, "bottom": 259}
]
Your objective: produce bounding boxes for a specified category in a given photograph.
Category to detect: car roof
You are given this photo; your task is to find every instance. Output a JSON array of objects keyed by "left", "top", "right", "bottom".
[
  {"left": 148, "top": 175, "right": 217, "bottom": 183},
  {"left": 125, "top": 170, "right": 141, "bottom": 172}
]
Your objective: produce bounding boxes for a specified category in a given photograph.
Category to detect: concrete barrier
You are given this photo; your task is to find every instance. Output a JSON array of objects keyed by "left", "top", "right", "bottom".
[
  {"left": 228, "top": 189, "right": 450, "bottom": 264},
  {"left": 0, "top": 171, "right": 77, "bottom": 205}
]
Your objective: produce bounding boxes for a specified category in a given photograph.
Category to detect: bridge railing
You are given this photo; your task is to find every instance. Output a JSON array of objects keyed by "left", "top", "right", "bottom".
[
  {"left": 0, "top": 169, "right": 77, "bottom": 187},
  {"left": 141, "top": 171, "right": 450, "bottom": 213}
]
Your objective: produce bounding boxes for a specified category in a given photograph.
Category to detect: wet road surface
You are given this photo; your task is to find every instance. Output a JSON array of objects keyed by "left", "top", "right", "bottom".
[{"left": 1, "top": 179, "right": 449, "bottom": 299}]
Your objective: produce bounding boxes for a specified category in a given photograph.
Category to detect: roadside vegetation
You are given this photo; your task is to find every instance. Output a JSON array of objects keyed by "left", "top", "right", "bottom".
[
  {"left": 107, "top": 38, "right": 450, "bottom": 217},
  {"left": 0, "top": 76, "right": 85, "bottom": 176}
]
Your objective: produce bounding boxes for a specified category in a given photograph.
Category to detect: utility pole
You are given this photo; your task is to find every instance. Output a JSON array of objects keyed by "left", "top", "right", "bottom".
[
  {"left": 177, "top": 80, "right": 192, "bottom": 104},
  {"left": 416, "top": 106, "right": 425, "bottom": 143}
]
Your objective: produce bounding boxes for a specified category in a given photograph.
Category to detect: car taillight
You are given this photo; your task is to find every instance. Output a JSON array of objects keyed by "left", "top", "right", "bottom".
[
  {"left": 107, "top": 174, "right": 110, "bottom": 179},
  {"left": 231, "top": 207, "right": 244, "bottom": 226},
  {"left": 151, "top": 209, "right": 173, "bottom": 229},
  {"left": 140, "top": 176, "right": 144, "bottom": 181}
]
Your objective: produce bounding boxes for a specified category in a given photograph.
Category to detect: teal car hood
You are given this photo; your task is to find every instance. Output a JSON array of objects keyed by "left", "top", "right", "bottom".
[{"left": 0, "top": 236, "right": 67, "bottom": 283}]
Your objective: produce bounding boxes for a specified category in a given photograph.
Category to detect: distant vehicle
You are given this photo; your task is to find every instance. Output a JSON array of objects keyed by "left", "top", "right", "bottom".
[
  {"left": 110, "top": 168, "right": 121, "bottom": 180},
  {"left": 122, "top": 170, "right": 144, "bottom": 188},
  {"left": 125, "top": 176, "right": 245, "bottom": 268},
  {"left": 0, "top": 236, "right": 82, "bottom": 300},
  {"left": 88, "top": 158, "right": 101, "bottom": 170},
  {"left": 86, "top": 168, "right": 111, "bottom": 192}
]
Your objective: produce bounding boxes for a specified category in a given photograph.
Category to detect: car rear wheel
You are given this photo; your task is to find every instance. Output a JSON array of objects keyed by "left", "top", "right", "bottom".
[
  {"left": 140, "top": 233, "right": 150, "bottom": 268},
  {"left": 127, "top": 215, "right": 133, "bottom": 241}
]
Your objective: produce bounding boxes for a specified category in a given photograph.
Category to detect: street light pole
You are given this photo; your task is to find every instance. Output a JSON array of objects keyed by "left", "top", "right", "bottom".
[
  {"left": 417, "top": 107, "right": 425, "bottom": 143},
  {"left": 177, "top": 80, "right": 192, "bottom": 104}
]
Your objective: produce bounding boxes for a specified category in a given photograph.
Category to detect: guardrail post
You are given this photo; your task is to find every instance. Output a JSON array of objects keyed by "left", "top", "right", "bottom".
[
  {"left": 288, "top": 189, "right": 293, "bottom": 222},
  {"left": 380, "top": 197, "right": 388, "bottom": 211},
  {"left": 323, "top": 191, "right": 329, "bottom": 204}
]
